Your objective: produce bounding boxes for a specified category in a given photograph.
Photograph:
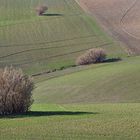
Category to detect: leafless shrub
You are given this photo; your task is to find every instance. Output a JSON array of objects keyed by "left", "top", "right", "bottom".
[
  {"left": 0, "top": 67, "right": 34, "bottom": 115},
  {"left": 35, "top": 5, "right": 48, "bottom": 16},
  {"left": 76, "top": 48, "right": 106, "bottom": 65}
]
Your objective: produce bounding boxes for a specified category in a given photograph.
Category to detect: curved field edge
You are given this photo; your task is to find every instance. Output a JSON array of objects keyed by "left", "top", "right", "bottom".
[{"left": 34, "top": 56, "right": 140, "bottom": 104}]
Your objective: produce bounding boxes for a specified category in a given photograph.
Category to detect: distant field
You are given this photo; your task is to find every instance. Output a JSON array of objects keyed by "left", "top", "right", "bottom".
[
  {"left": 0, "top": 0, "right": 125, "bottom": 75},
  {"left": 34, "top": 56, "right": 140, "bottom": 103},
  {"left": 0, "top": 103, "right": 140, "bottom": 140},
  {"left": 76, "top": 0, "right": 140, "bottom": 54}
]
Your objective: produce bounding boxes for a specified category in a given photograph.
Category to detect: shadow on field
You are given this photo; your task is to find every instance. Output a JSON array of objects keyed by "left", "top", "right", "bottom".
[
  {"left": 103, "top": 57, "right": 122, "bottom": 63},
  {"left": 42, "top": 13, "right": 63, "bottom": 16},
  {"left": 0, "top": 111, "right": 98, "bottom": 119}
]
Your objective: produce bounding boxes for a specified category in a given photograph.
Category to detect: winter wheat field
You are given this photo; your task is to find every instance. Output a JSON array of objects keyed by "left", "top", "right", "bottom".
[{"left": 0, "top": 0, "right": 140, "bottom": 139}]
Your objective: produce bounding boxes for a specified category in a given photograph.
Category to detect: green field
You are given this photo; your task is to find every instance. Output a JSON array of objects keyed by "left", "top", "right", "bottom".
[
  {"left": 0, "top": 0, "right": 140, "bottom": 140},
  {"left": 0, "top": 103, "right": 140, "bottom": 140},
  {"left": 34, "top": 56, "right": 140, "bottom": 104},
  {"left": 0, "top": 0, "right": 125, "bottom": 75}
]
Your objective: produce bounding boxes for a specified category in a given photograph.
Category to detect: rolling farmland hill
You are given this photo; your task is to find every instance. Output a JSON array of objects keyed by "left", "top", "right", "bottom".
[
  {"left": 34, "top": 56, "right": 140, "bottom": 104},
  {"left": 0, "top": 0, "right": 125, "bottom": 75},
  {"left": 0, "top": 0, "right": 140, "bottom": 140}
]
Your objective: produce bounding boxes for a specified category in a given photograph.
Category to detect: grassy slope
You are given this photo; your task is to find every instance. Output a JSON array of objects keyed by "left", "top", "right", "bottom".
[
  {"left": 0, "top": 0, "right": 125, "bottom": 75},
  {"left": 0, "top": 0, "right": 140, "bottom": 140},
  {"left": 34, "top": 56, "right": 140, "bottom": 104},
  {"left": 0, "top": 103, "right": 140, "bottom": 140}
]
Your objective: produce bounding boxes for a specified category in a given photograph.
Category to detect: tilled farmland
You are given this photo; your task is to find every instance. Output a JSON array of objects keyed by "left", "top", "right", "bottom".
[{"left": 76, "top": 0, "right": 140, "bottom": 54}]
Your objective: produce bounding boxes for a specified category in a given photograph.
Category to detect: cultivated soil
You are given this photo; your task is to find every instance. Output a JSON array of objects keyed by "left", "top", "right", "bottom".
[{"left": 76, "top": 0, "right": 140, "bottom": 55}]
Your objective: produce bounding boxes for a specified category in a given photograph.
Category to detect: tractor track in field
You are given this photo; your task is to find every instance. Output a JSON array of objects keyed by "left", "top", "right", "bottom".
[
  {"left": 0, "top": 38, "right": 99, "bottom": 59},
  {"left": 120, "top": 0, "right": 139, "bottom": 40},
  {"left": 0, "top": 34, "right": 96, "bottom": 48},
  {"left": 7, "top": 42, "right": 112, "bottom": 66}
]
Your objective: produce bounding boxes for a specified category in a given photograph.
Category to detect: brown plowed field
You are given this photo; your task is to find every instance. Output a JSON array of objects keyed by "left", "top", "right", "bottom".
[{"left": 76, "top": 0, "right": 140, "bottom": 55}]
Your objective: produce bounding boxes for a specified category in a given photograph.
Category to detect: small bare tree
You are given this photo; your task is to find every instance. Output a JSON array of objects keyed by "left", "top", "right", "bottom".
[
  {"left": 0, "top": 67, "right": 34, "bottom": 115},
  {"left": 36, "top": 5, "right": 48, "bottom": 16},
  {"left": 76, "top": 48, "right": 106, "bottom": 65}
]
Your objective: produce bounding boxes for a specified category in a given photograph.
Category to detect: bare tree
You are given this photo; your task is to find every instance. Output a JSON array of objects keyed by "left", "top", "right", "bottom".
[
  {"left": 76, "top": 48, "right": 106, "bottom": 65},
  {"left": 0, "top": 67, "right": 34, "bottom": 115},
  {"left": 36, "top": 5, "right": 48, "bottom": 16}
]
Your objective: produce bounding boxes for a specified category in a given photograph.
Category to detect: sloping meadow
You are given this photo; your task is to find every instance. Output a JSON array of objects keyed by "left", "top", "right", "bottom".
[{"left": 0, "top": 0, "right": 125, "bottom": 75}]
